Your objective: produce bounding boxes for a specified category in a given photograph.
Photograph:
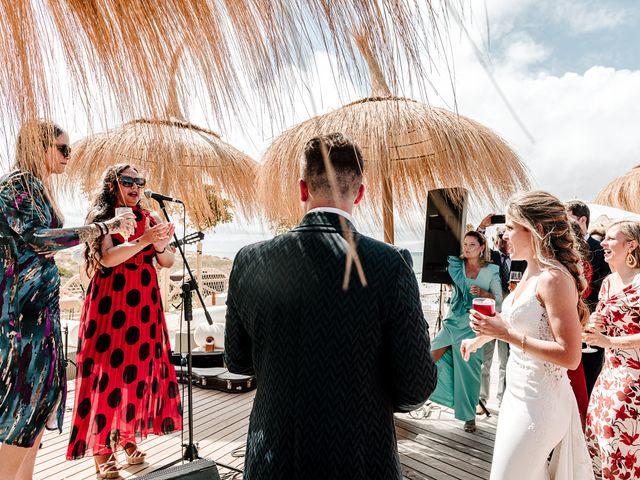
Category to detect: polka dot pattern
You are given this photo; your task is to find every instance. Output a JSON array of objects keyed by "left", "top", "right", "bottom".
[
  {"left": 112, "top": 310, "right": 126, "bottom": 329},
  {"left": 66, "top": 208, "right": 182, "bottom": 461}
]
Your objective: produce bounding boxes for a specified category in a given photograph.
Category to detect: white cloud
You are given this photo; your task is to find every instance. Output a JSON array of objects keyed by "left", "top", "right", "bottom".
[
  {"left": 422, "top": 22, "right": 640, "bottom": 207},
  {"left": 502, "top": 34, "right": 552, "bottom": 69},
  {"left": 551, "top": 1, "right": 629, "bottom": 34}
]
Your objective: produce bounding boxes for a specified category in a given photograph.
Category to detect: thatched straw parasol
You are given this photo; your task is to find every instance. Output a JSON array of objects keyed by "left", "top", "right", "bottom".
[
  {"left": 66, "top": 118, "right": 257, "bottom": 229},
  {"left": 594, "top": 165, "right": 640, "bottom": 214},
  {"left": 0, "top": 0, "right": 456, "bottom": 165},
  {"left": 64, "top": 48, "right": 258, "bottom": 229},
  {"left": 258, "top": 36, "right": 530, "bottom": 243}
]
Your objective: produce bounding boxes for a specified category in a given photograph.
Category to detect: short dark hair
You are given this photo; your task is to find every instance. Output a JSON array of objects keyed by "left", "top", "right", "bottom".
[
  {"left": 301, "top": 133, "right": 364, "bottom": 197},
  {"left": 565, "top": 200, "right": 590, "bottom": 227}
]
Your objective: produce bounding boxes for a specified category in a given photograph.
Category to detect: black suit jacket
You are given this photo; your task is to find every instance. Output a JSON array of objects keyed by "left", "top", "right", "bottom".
[
  {"left": 586, "top": 235, "right": 610, "bottom": 311},
  {"left": 490, "top": 249, "right": 527, "bottom": 295},
  {"left": 225, "top": 211, "right": 437, "bottom": 480}
]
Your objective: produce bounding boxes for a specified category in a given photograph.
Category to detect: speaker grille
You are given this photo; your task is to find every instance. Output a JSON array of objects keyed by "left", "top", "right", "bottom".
[{"left": 135, "top": 458, "right": 221, "bottom": 480}]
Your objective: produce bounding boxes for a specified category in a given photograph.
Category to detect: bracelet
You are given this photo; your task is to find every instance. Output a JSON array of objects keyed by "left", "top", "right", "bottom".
[
  {"left": 155, "top": 247, "right": 166, "bottom": 254},
  {"left": 100, "top": 222, "right": 109, "bottom": 234},
  {"left": 521, "top": 334, "right": 527, "bottom": 353},
  {"left": 95, "top": 222, "right": 106, "bottom": 235}
]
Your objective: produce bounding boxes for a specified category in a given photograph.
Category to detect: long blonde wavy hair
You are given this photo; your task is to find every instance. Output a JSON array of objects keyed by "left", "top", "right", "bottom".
[
  {"left": 507, "top": 190, "right": 589, "bottom": 326},
  {"left": 13, "top": 120, "right": 65, "bottom": 221}
]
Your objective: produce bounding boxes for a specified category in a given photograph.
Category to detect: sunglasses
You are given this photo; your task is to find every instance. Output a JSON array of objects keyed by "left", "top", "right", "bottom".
[
  {"left": 118, "top": 175, "right": 146, "bottom": 188},
  {"left": 56, "top": 144, "right": 71, "bottom": 158}
]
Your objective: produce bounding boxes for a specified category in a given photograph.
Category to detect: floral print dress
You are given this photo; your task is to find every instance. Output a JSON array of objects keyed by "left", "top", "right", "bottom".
[{"left": 585, "top": 276, "right": 640, "bottom": 479}]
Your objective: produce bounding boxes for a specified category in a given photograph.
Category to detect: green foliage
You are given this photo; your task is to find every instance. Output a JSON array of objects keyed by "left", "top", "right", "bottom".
[{"left": 199, "top": 185, "right": 234, "bottom": 231}]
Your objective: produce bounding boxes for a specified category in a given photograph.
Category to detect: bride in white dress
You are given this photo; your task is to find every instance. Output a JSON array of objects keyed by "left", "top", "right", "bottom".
[{"left": 461, "top": 191, "right": 594, "bottom": 479}]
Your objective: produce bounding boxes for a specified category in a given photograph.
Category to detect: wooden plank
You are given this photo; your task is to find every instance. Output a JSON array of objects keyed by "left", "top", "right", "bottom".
[
  {"left": 398, "top": 437, "right": 489, "bottom": 480},
  {"left": 396, "top": 425, "right": 492, "bottom": 468},
  {"left": 35, "top": 376, "right": 501, "bottom": 479}
]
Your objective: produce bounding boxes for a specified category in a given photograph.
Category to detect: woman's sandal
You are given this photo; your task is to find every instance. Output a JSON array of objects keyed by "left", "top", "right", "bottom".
[
  {"left": 123, "top": 444, "right": 147, "bottom": 465},
  {"left": 463, "top": 420, "right": 477, "bottom": 433},
  {"left": 95, "top": 454, "right": 121, "bottom": 479}
]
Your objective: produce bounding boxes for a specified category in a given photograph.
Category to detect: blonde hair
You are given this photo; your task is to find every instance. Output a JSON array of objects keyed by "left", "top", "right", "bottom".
[
  {"left": 507, "top": 190, "right": 589, "bottom": 325},
  {"left": 13, "top": 120, "right": 65, "bottom": 221},
  {"left": 607, "top": 220, "right": 640, "bottom": 268},
  {"left": 460, "top": 230, "right": 491, "bottom": 267}
]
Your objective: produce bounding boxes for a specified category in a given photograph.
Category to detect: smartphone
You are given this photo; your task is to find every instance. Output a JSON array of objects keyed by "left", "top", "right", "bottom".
[{"left": 490, "top": 214, "right": 506, "bottom": 224}]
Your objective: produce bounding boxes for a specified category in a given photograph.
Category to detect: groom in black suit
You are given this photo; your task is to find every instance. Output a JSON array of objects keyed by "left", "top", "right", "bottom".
[
  {"left": 566, "top": 200, "right": 611, "bottom": 397},
  {"left": 225, "top": 133, "right": 437, "bottom": 480}
]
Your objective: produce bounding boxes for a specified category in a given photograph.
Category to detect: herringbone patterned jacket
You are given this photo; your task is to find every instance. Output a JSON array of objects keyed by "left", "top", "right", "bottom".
[{"left": 225, "top": 211, "right": 437, "bottom": 479}]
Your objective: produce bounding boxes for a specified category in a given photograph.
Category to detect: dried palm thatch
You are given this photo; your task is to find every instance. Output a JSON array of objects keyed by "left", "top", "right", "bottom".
[
  {"left": 594, "top": 165, "right": 640, "bottom": 214},
  {"left": 65, "top": 118, "right": 258, "bottom": 229},
  {"left": 259, "top": 35, "right": 529, "bottom": 243},
  {"left": 0, "top": 0, "right": 457, "bottom": 166}
]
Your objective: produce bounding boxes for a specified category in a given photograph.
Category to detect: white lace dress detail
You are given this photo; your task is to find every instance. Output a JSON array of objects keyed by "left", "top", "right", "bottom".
[{"left": 489, "top": 276, "right": 594, "bottom": 480}]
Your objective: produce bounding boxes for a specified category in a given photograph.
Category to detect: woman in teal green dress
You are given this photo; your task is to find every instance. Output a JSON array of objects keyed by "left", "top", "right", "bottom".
[
  {"left": 0, "top": 121, "right": 135, "bottom": 479},
  {"left": 429, "top": 231, "right": 502, "bottom": 432}
]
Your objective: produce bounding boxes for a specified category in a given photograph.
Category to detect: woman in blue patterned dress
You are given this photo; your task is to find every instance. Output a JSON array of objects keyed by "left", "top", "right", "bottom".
[{"left": 0, "top": 121, "right": 135, "bottom": 479}]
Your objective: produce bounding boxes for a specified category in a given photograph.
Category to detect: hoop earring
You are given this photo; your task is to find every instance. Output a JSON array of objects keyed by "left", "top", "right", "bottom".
[{"left": 627, "top": 251, "right": 638, "bottom": 268}]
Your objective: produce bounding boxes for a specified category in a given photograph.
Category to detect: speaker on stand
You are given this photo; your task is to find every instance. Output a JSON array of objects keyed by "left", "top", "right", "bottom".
[{"left": 421, "top": 188, "right": 468, "bottom": 333}]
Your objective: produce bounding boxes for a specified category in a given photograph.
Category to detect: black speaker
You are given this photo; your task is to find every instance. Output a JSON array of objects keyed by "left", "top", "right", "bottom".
[
  {"left": 421, "top": 188, "right": 468, "bottom": 284},
  {"left": 136, "top": 458, "right": 221, "bottom": 479}
]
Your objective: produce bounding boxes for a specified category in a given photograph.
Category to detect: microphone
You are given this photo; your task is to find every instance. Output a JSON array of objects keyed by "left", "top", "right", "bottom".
[{"left": 143, "top": 190, "right": 183, "bottom": 204}]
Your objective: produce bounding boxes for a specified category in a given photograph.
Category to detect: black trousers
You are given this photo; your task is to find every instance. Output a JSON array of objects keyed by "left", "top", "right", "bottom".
[{"left": 582, "top": 346, "right": 604, "bottom": 399}]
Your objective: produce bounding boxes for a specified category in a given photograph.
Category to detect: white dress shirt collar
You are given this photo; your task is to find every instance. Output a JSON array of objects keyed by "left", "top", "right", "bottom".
[{"left": 307, "top": 207, "right": 357, "bottom": 228}]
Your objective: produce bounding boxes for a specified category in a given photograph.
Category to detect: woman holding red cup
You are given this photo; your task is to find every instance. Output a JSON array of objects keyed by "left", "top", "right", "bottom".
[
  {"left": 461, "top": 191, "right": 592, "bottom": 479},
  {"left": 429, "top": 231, "right": 502, "bottom": 433}
]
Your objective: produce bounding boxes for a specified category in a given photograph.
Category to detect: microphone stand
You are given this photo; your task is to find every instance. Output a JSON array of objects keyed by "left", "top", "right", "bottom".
[
  {"left": 155, "top": 198, "right": 210, "bottom": 464},
  {"left": 152, "top": 198, "right": 239, "bottom": 476}
]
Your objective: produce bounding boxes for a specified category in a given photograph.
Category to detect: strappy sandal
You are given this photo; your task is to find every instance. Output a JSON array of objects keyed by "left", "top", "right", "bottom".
[
  {"left": 463, "top": 420, "right": 477, "bottom": 433},
  {"left": 123, "top": 444, "right": 147, "bottom": 465},
  {"left": 95, "top": 454, "right": 121, "bottom": 479}
]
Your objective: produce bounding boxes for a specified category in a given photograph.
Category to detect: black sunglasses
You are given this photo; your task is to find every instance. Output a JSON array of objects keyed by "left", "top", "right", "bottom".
[
  {"left": 56, "top": 144, "right": 71, "bottom": 158},
  {"left": 118, "top": 175, "right": 146, "bottom": 188}
]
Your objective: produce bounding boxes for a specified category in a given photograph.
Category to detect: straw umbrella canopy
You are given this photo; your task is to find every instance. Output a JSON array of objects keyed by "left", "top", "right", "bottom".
[
  {"left": 0, "top": 0, "right": 455, "bottom": 161},
  {"left": 594, "top": 165, "right": 640, "bottom": 214},
  {"left": 258, "top": 39, "right": 530, "bottom": 243},
  {"left": 66, "top": 119, "right": 257, "bottom": 229},
  {"left": 64, "top": 47, "right": 258, "bottom": 229}
]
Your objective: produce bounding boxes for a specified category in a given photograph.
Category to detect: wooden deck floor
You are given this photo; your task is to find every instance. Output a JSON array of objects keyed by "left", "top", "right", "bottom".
[{"left": 35, "top": 380, "right": 497, "bottom": 480}]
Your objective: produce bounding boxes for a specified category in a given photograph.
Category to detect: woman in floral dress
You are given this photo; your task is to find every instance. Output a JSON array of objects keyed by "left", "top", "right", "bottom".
[
  {"left": 584, "top": 220, "right": 640, "bottom": 479},
  {"left": 0, "top": 121, "right": 134, "bottom": 479},
  {"left": 66, "top": 164, "right": 182, "bottom": 478}
]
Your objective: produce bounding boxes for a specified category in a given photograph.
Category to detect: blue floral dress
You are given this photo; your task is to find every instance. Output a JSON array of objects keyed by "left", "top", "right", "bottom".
[{"left": 0, "top": 170, "right": 80, "bottom": 447}]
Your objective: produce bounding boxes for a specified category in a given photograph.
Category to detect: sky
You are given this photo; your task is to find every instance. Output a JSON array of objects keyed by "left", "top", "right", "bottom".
[
  {"left": 201, "top": 0, "right": 640, "bottom": 253},
  {"left": 5, "top": 0, "right": 640, "bottom": 256}
]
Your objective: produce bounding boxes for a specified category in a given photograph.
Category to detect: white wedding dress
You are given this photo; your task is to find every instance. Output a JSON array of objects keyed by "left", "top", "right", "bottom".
[{"left": 490, "top": 276, "right": 594, "bottom": 480}]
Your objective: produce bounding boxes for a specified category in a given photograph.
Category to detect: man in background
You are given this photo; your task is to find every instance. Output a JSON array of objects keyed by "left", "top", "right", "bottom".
[
  {"left": 477, "top": 215, "right": 526, "bottom": 409},
  {"left": 225, "top": 133, "right": 437, "bottom": 480},
  {"left": 566, "top": 200, "right": 611, "bottom": 398}
]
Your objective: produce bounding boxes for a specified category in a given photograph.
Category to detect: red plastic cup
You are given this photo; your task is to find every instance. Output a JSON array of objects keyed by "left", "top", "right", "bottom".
[{"left": 472, "top": 298, "right": 496, "bottom": 316}]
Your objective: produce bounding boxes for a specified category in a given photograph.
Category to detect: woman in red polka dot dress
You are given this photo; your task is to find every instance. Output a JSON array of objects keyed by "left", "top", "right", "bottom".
[{"left": 66, "top": 164, "right": 182, "bottom": 478}]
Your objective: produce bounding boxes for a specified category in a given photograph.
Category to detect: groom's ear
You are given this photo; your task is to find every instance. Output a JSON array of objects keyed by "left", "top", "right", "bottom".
[{"left": 299, "top": 179, "right": 310, "bottom": 202}]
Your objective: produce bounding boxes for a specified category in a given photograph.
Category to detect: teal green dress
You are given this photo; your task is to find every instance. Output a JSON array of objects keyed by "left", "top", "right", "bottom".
[
  {"left": 430, "top": 256, "right": 502, "bottom": 421},
  {"left": 0, "top": 171, "right": 80, "bottom": 447}
]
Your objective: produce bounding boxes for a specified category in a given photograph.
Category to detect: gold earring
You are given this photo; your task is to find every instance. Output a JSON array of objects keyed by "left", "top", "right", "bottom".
[{"left": 627, "top": 251, "right": 638, "bottom": 268}]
